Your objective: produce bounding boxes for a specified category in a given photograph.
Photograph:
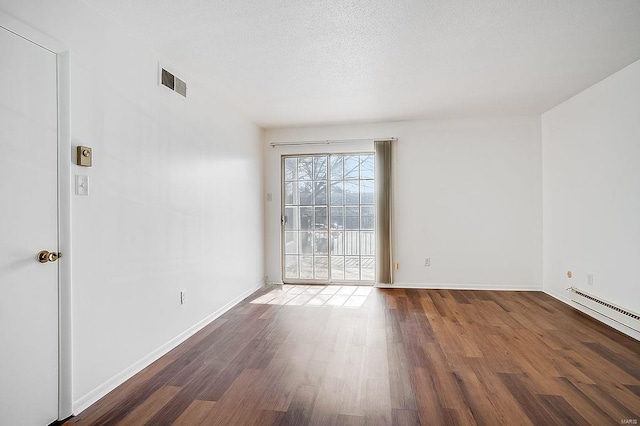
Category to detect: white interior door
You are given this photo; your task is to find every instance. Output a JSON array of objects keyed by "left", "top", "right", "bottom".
[{"left": 0, "top": 27, "right": 59, "bottom": 425}]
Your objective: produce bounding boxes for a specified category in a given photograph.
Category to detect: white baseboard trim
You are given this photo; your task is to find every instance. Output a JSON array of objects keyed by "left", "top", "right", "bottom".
[
  {"left": 73, "top": 282, "right": 264, "bottom": 415},
  {"left": 375, "top": 282, "right": 541, "bottom": 291},
  {"left": 266, "top": 280, "right": 284, "bottom": 286},
  {"left": 543, "top": 288, "right": 640, "bottom": 341}
]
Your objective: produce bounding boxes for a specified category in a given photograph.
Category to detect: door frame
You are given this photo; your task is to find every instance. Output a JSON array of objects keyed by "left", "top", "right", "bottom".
[
  {"left": 280, "top": 153, "right": 375, "bottom": 286},
  {"left": 0, "top": 11, "right": 73, "bottom": 420}
]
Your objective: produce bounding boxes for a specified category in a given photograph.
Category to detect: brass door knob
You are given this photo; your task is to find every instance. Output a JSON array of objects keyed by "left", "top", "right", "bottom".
[{"left": 37, "top": 250, "right": 62, "bottom": 263}]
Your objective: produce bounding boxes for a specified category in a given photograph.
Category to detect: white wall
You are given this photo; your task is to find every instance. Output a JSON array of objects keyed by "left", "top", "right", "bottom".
[
  {"left": 542, "top": 60, "right": 640, "bottom": 327},
  {"left": 0, "top": 0, "right": 264, "bottom": 412},
  {"left": 265, "top": 117, "right": 542, "bottom": 290}
]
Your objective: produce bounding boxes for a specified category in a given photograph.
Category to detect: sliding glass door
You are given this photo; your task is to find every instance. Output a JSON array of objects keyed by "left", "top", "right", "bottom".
[{"left": 282, "top": 153, "right": 375, "bottom": 284}]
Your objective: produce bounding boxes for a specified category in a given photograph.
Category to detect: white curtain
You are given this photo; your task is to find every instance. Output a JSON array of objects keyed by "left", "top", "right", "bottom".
[{"left": 375, "top": 140, "right": 393, "bottom": 284}]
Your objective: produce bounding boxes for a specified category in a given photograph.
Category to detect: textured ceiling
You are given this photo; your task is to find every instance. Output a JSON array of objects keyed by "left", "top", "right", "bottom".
[{"left": 80, "top": 0, "right": 640, "bottom": 128}]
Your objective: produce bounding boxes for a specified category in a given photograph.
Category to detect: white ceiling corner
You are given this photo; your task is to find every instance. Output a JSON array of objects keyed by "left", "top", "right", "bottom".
[{"left": 79, "top": 0, "right": 640, "bottom": 128}]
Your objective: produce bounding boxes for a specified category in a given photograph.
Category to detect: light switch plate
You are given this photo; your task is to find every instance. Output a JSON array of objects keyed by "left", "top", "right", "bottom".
[{"left": 75, "top": 175, "right": 89, "bottom": 196}]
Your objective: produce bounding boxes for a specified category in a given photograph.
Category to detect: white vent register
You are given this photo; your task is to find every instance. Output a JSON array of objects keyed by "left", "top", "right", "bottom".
[
  {"left": 160, "top": 67, "right": 187, "bottom": 97},
  {"left": 569, "top": 287, "right": 640, "bottom": 332}
]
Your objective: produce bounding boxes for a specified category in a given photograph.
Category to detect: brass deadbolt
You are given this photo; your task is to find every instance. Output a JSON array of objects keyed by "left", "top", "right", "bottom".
[{"left": 567, "top": 271, "right": 572, "bottom": 278}]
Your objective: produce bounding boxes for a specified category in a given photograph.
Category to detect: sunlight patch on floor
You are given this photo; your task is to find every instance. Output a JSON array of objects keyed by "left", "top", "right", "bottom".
[{"left": 250, "top": 285, "right": 372, "bottom": 308}]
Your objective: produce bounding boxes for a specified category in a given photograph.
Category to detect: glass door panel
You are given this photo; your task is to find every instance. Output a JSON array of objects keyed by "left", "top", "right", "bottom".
[{"left": 282, "top": 153, "right": 375, "bottom": 283}]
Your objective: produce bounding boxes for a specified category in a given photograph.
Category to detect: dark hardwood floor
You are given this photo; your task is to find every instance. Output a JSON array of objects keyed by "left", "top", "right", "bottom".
[{"left": 64, "top": 286, "right": 640, "bottom": 425}]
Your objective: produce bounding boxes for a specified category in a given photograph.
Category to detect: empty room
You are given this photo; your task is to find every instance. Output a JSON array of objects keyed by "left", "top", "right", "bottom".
[{"left": 0, "top": 0, "right": 639, "bottom": 425}]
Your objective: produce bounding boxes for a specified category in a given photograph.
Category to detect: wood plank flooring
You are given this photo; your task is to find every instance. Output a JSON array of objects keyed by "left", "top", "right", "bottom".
[{"left": 64, "top": 286, "right": 640, "bottom": 425}]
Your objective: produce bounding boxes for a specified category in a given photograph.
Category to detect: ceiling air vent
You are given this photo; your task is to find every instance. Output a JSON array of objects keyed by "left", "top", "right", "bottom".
[{"left": 160, "top": 68, "right": 187, "bottom": 97}]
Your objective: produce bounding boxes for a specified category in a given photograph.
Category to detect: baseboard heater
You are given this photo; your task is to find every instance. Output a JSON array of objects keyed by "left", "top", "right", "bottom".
[{"left": 569, "top": 287, "right": 640, "bottom": 332}]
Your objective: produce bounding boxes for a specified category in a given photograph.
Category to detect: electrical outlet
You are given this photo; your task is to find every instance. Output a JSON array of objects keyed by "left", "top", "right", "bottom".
[
  {"left": 180, "top": 290, "right": 187, "bottom": 305},
  {"left": 587, "top": 274, "right": 594, "bottom": 286},
  {"left": 424, "top": 258, "right": 431, "bottom": 267}
]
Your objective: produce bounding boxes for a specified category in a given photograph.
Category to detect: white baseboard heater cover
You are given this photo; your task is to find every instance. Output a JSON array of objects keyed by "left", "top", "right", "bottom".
[{"left": 569, "top": 287, "right": 640, "bottom": 332}]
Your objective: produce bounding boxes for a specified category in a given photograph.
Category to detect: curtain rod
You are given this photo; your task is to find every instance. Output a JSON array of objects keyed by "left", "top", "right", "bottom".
[{"left": 269, "top": 137, "right": 397, "bottom": 148}]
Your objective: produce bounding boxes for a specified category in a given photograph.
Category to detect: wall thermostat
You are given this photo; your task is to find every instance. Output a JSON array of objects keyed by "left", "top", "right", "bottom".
[{"left": 77, "top": 146, "right": 92, "bottom": 167}]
